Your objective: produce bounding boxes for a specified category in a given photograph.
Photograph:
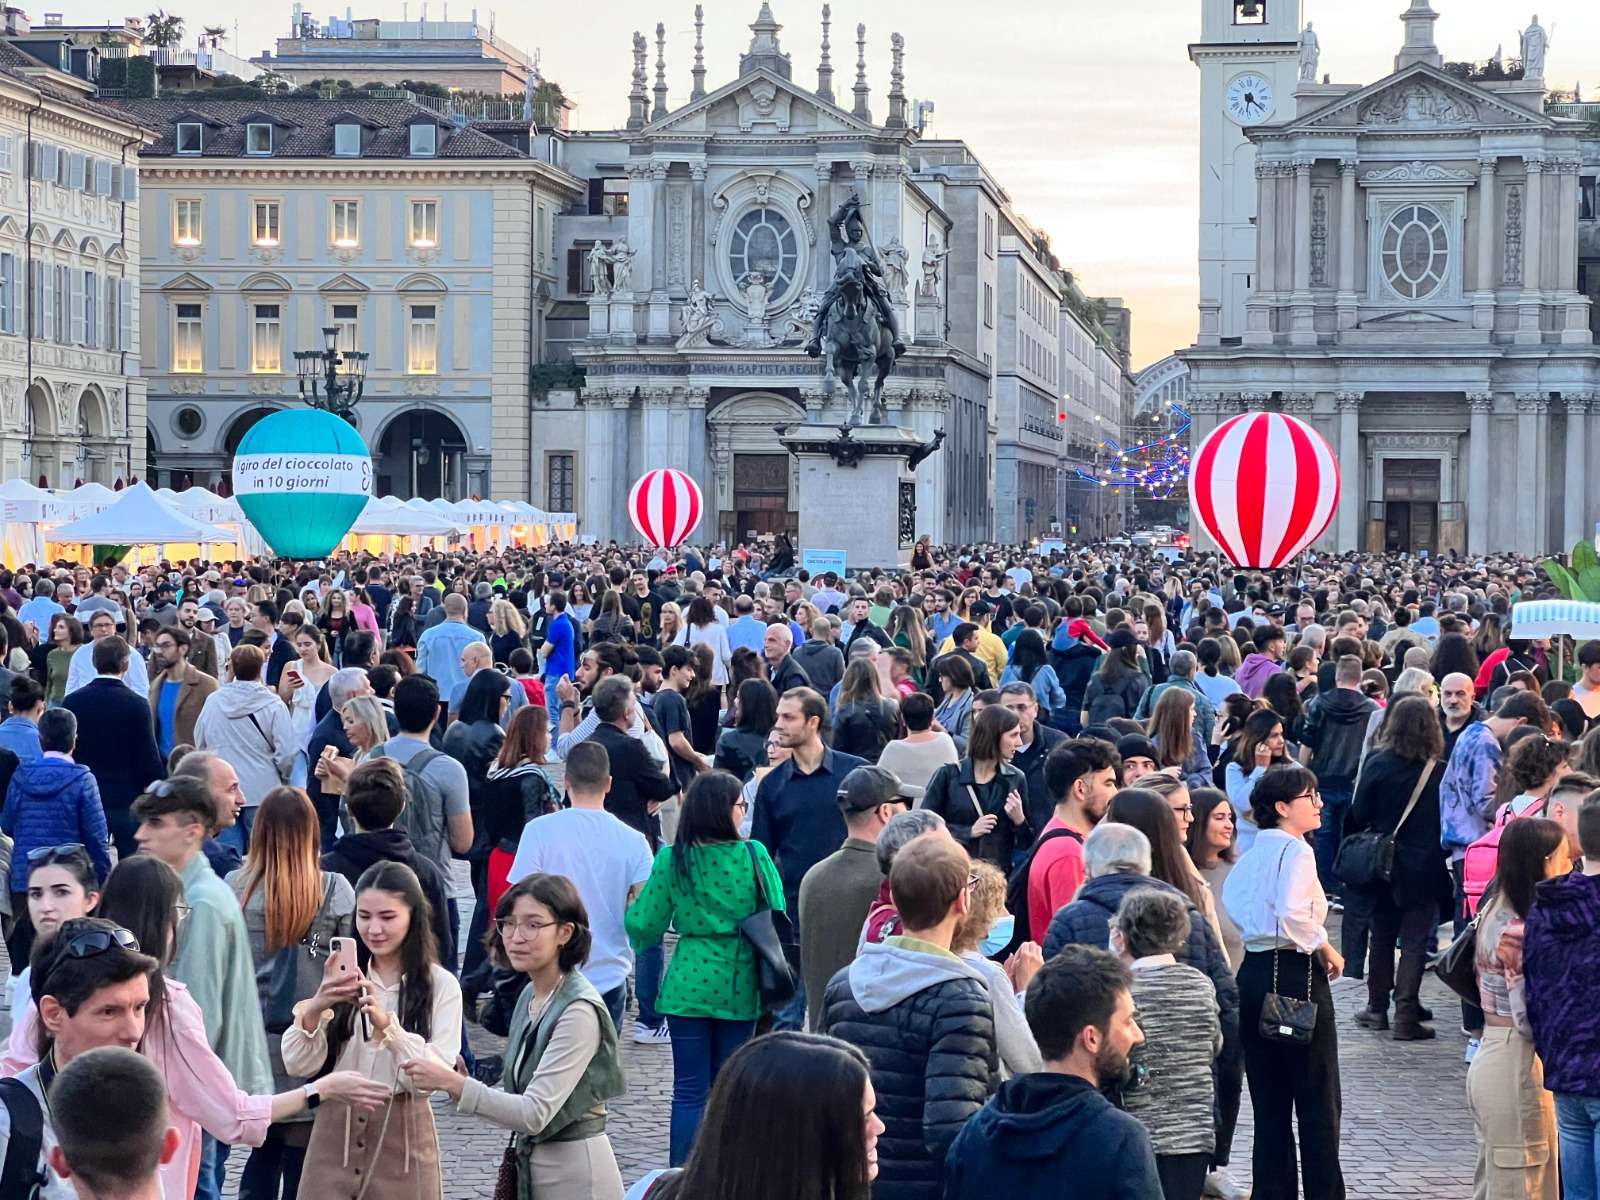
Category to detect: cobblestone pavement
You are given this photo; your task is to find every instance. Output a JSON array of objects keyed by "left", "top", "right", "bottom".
[{"left": 0, "top": 867, "right": 1474, "bottom": 1197}]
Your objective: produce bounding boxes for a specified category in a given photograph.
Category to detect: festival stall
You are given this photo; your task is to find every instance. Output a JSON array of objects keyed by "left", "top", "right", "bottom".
[
  {"left": 0, "top": 479, "right": 77, "bottom": 567},
  {"left": 1509, "top": 599, "right": 1600, "bottom": 678},
  {"left": 343, "top": 496, "right": 462, "bottom": 555},
  {"left": 45, "top": 483, "right": 234, "bottom": 566}
]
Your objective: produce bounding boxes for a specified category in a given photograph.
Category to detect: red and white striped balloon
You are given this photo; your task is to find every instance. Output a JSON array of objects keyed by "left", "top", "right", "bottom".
[
  {"left": 628, "top": 469, "right": 704, "bottom": 548},
  {"left": 1189, "top": 411, "right": 1340, "bottom": 569}
]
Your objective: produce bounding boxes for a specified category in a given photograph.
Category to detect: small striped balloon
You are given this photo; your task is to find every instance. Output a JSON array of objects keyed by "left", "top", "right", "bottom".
[
  {"left": 628, "top": 469, "right": 704, "bottom": 548},
  {"left": 1189, "top": 411, "right": 1340, "bottom": 569}
]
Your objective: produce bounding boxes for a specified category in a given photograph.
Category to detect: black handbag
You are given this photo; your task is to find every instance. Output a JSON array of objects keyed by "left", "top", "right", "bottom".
[
  {"left": 736, "top": 842, "right": 797, "bottom": 1009},
  {"left": 1259, "top": 844, "right": 1319, "bottom": 1047},
  {"left": 1430, "top": 914, "right": 1481, "bottom": 1004},
  {"left": 1335, "top": 757, "right": 1434, "bottom": 889}
]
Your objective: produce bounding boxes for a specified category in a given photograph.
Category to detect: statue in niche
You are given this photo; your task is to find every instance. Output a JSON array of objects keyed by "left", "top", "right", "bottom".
[{"left": 587, "top": 241, "right": 613, "bottom": 296}]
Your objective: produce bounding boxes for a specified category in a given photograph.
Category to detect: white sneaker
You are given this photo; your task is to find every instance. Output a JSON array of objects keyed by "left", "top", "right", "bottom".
[
  {"left": 1204, "top": 1168, "right": 1248, "bottom": 1200},
  {"left": 631, "top": 1023, "right": 672, "bottom": 1046},
  {"left": 1464, "top": 1037, "right": 1481, "bottom": 1064}
]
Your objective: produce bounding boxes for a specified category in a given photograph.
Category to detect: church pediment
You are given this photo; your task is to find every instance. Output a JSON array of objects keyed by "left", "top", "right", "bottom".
[
  {"left": 643, "top": 67, "right": 877, "bottom": 139},
  {"left": 1284, "top": 64, "right": 1554, "bottom": 134},
  {"left": 1362, "top": 309, "right": 1465, "bottom": 326}
]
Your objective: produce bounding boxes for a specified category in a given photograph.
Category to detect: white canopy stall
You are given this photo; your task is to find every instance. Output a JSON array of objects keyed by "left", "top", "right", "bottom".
[
  {"left": 0, "top": 480, "right": 77, "bottom": 568},
  {"left": 46, "top": 483, "right": 233, "bottom": 565},
  {"left": 1509, "top": 599, "right": 1600, "bottom": 678}
]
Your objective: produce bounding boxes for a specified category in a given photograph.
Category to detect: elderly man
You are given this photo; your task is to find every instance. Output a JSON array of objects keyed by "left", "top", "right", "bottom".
[
  {"left": 1132, "top": 649, "right": 1217, "bottom": 745},
  {"left": 171, "top": 748, "right": 249, "bottom": 879},
  {"left": 1439, "top": 670, "right": 1484, "bottom": 759},
  {"left": 66, "top": 609, "right": 149, "bottom": 696},
  {"left": 447, "top": 640, "right": 526, "bottom": 726},
  {"left": 764, "top": 622, "right": 812, "bottom": 694}
]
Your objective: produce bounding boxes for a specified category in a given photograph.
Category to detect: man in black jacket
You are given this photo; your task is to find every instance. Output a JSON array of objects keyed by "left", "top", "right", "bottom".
[
  {"left": 1000, "top": 682, "right": 1068, "bottom": 834},
  {"left": 821, "top": 834, "right": 997, "bottom": 1200},
  {"left": 763, "top": 623, "right": 813, "bottom": 694},
  {"left": 322, "top": 756, "right": 455, "bottom": 965},
  {"left": 61, "top": 636, "right": 165, "bottom": 859},
  {"left": 1298, "top": 654, "right": 1377, "bottom": 897},
  {"left": 589, "top": 676, "right": 676, "bottom": 847},
  {"left": 944, "top": 946, "right": 1160, "bottom": 1200}
]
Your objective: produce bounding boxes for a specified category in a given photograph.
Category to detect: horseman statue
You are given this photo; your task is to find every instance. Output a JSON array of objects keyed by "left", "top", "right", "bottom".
[{"left": 805, "top": 192, "right": 906, "bottom": 426}]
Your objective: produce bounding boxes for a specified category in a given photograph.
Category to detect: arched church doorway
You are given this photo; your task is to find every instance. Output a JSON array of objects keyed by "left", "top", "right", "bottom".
[
  {"left": 376, "top": 408, "right": 469, "bottom": 500},
  {"left": 706, "top": 392, "right": 803, "bottom": 544}
]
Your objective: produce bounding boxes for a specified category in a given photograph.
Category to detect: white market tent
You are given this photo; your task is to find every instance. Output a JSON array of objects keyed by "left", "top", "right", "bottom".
[
  {"left": 47, "top": 483, "right": 234, "bottom": 561},
  {"left": 0, "top": 479, "right": 77, "bottom": 567},
  {"left": 1510, "top": 598, "right": 1600, "bottom": 677}
]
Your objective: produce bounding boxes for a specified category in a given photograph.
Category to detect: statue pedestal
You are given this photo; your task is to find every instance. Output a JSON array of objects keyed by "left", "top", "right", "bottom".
[
  {"left": 780, "top": 424, "right": 926, "bottom": 570},
  {"left": 915, "top": 293, "right": 941, "bottom": 343},
  {"left": 587, "top": 295, "right": 611, "bottom": 339},
  {"left": 647, "top": 292, "right": 672, "bottom": 341},
  {"left": 608, "top": 292, "right": 637, "bottom": 345}
]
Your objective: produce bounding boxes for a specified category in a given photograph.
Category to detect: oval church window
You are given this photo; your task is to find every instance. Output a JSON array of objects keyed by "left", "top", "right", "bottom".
[
  {"left": 1381, "top": 204, "right": 1448, "bottom": 301},
  {"left": 729, "top": 208, "right": 798, "bottom": 299}
]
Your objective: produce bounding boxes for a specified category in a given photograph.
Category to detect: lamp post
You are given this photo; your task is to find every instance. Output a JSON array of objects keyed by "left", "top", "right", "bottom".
[{"left": 293, "top": 326, "right": 368, "bottom": 424}]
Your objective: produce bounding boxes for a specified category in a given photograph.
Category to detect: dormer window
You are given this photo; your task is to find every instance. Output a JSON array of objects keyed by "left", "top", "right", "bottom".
[
  {"left": 334, "top": 123, "right": 361, "bottom": 157},
  {"left": 409, "top": 124, "right": 437, "bottom": 158},
  {"left": 176, "top": 122, "right": 203, "bottom": 154},
  {"left": 246, "top": 123, "right": 273, "bottom": 156}
]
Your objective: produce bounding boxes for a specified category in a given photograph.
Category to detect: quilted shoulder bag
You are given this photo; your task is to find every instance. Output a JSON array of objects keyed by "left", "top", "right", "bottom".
[
  {"left": 1258, "top": 843, "right": 1318, "bottom": 1046},
  {"left": 736, "top": 842, "right": 797, "bottom": 1009}
]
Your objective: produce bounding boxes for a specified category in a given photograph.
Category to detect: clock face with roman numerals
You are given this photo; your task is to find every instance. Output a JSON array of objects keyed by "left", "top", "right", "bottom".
[{"left": 1225, "top": 73, "right": 1276, "bottom": 124}]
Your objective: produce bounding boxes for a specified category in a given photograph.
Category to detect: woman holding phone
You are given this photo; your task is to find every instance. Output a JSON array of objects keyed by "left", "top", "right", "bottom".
[{"left": 282, "top": 860, "right": 462, "bottom": 1199}]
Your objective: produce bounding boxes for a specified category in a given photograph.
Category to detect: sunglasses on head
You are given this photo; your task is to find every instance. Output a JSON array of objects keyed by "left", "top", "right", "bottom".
[
  {"left": 55, "top": 926, "right": 140, "bottom": 961},
  {"left": 27, "top": 842, "right": 88, "bottom": 866}
]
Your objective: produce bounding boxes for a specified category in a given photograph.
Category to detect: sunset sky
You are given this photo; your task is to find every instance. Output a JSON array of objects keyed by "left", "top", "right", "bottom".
[{"left": 66, "top": 0, "right": 1600, "bottom": 368}]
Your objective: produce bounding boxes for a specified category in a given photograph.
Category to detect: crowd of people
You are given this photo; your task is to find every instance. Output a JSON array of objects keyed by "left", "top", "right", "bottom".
[{"left": 0, "top": 539, "right": 1595, "bottom": 1200}]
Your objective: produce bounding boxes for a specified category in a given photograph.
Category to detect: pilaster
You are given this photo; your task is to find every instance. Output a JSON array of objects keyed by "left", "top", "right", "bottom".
[
  {"left": 1474, "top": 156, "right": 1498, "bottom": 330},
  {"left": 1563, "top": 392, "right": 1591, "bottom": 551},
  {"left": 1335, "top": 391, "right": 1363, "bottom": 552},
  {"left": 1466, "top": 392, "right": 1492, "bottom": 556},
  {"left": 1336, "top": 159, "right": 1358, "bottom": 329}
]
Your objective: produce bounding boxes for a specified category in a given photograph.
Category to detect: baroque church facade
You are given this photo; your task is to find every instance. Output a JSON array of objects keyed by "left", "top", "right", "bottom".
[
  {"left": 533, "top": 6, "right": 998, "bottom": 545},
  {"left": 1182, "top": 0, "right": 1600, "bottom": 557}
]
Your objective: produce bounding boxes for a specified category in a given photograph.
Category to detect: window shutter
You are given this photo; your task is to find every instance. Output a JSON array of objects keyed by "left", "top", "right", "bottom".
[
  {"left": 70, "top": 271, "right": 84, "bottom": 344},
  {"left": 123, "top": 167, "right": 138, "bottom": 201},
  {"left": 67, "top": 151, "right": 82, "bottom": 189},
  {"left": 110, "top": 166, "right": 123, "bottom": 201},
  {"left": 40, "top": 264, "right": 53, "bottom": 341},
  {"left": 587, "top": 178, "right": 604, "bottom": 215},
  {"left": 94, "top": 160, "right": 111, "bottom": 195},
  {"left": 566, "top": 247, "right": 582, "bottom": 294},
  {"left": 42, "top": 144, "right": 58, "bottom": 183},
  {"left": 119, "top": 279, "right": 133, "bottom": 352}
]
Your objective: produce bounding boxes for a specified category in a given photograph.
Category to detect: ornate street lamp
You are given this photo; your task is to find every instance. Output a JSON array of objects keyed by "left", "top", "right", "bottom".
[{"left": 293, "top": 326, "right": 368, "bottom": 424}]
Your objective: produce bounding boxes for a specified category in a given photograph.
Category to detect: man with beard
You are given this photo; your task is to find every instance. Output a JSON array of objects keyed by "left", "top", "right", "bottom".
[
  {"left": 944, "top": 945, "right": 1158, "bottom": 1200},
  {"left": 1023, "top": 739, "right": 1121, "bottom": 944},
  {"left": 147, "top": 625, "right": 217, "bottom": 761},
  {"left": 175, "top": 598, "right": 220, "bottom": 679},
  {"left": 1439, "top": 671, "right": 1484, "bottom": 759}
]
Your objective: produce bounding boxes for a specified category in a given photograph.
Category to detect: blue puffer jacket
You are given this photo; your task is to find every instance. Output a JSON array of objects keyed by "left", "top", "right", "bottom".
[
  {"left": 1042, "top": 871, "right": 1240, "bottom": 1040},
  {"left": 1, "top": 757, "right": 113, "bottom": 892}
]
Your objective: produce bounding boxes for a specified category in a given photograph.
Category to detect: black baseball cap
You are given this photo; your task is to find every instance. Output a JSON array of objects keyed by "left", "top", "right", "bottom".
[{"left": 836, "top": 765, "right": 910, "bottom": 813}]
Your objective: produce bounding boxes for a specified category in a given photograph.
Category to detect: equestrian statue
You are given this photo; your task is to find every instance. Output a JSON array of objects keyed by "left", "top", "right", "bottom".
[{"left": 805, "top": 192, "right": 906, "bottom": 426}]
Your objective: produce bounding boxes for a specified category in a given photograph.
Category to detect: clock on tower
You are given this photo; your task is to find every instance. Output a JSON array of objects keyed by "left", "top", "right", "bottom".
[{"left": 1190, "top": 0, "right": 1304, "bottom": 345}]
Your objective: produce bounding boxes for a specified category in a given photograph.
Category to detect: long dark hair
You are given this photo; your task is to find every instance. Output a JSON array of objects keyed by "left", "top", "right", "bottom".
[
  {"left": 458, "top": 667, "right": 510, "bottom": 726},
  {"left": 97, "top": 855, "right": 181, "bottom": 1022},
  {"left": 327, "top": 862, "right": 438, "bottom": 1065},
  {"left": 1234, "top": 709, "right": 1285, "bottom": 770},
  {"left": 672, "top": 770, "right": 743, "bottom": 884},
  {"left": 1489, "top": 816, "right": 1567, "bottom": 918},
  {"left": 1106, "top": 787, "right": 1208, "bottom": 910},
  {"left": 733, "top": 677, "right": 778, "bottom": 736},
  {"left": 1010, "top": 629, "right": 1047, "bottom": 683},
  {"left": 654, "top": 1031, "right": 875, "bottom": 1200},
  {"left": 1187, "top": 787, "right": 1236, "bottom": 866}
]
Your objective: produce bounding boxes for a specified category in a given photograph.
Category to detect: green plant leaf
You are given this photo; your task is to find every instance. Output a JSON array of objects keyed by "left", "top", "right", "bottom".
[
  {"left": 1579, "top": 566, "right": 1600, "bottom": 604},
  {"left": 1573, "top": 540, "right": 1599, "bottom": 577},
  {"left": 1543, "top": 559, "right": 1582, "bottom": 599}
]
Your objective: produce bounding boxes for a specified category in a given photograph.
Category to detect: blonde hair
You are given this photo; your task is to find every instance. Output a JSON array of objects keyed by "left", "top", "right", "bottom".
[
  {"left": 951, "top": 861, "right": 1008, "bottom": 955},
  {"left": 490, "top": 599, "right": 526, "bottom": 638}
]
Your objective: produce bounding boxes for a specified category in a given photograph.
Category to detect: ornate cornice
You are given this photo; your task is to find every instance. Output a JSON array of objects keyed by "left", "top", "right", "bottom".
[
  {"left": 1562, "top": 390, "right": 1594, "bottom": 415},
  {"left": 1466, "top": 392, "right": 1494, "bottom": 413},
  {"left": 1516, "top": 392, "right": 1550, "bottom": 414},
  {"left": 1335, "top": 390, "right": 1364, "bottom": 411},
  {"left": 1360, "top": 159, "right": 1474, "bottom": 186}
]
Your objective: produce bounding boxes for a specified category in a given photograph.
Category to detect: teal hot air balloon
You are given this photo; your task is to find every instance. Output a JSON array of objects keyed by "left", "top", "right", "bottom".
[{"left": 232, "top": 409, "right": 372, "bottom": 558}]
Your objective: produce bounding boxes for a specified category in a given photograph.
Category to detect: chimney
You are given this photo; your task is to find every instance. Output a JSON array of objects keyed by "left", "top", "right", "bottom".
[
  {"left": 627, "top": 29, "right": 649, "bottom": 129},
  {"left": 652, "top": 21, "right": 668, "bottom": 120},
  {"left": 816, "top": 3, "right": 834, "bottom": 103},
  {"left": 851, "top": 22, "right": 870, "bottom": 122},
  {"left": 886, "top": 33, "right": 907, "bottom": 129},
  {"left": 690, "top": 4, "right": 706, "bottom": 100},
  {"left": 5, "top": 8, "right": 31, "bottom": 36}
]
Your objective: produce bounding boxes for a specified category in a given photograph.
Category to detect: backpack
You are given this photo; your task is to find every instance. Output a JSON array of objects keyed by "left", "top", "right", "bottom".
[
  {"left": 999, "top": 826, "right": 1084, "bottom": 958},
  {"left": 386, "top": 747, "right": 449, "bottom": 868},
  {"left": 1462, "top": 797, "right": 1546, "bottom": 916},
  {"left": 0, "top": 1078, "right": 44, "bottom": 1199}
]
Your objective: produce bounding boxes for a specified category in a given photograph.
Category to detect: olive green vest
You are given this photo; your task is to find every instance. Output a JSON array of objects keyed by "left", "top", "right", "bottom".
[{"left": 504, "top": 970, "right": 625, "bottom": 1159}]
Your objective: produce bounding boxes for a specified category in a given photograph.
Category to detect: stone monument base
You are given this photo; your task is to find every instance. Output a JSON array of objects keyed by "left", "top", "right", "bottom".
[{"left": 780, "top": 424, "right": 925, "bottom": 571}]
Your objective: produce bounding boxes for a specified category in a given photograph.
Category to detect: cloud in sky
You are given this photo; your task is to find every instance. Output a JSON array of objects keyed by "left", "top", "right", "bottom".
[{"left": 79, "top": 0, "right": 1600, "bottom": 367}]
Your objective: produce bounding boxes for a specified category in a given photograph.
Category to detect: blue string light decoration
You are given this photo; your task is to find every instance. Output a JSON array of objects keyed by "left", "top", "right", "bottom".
[{"left": 1071, "top": 403, "right": 1192, "bottom": 500}]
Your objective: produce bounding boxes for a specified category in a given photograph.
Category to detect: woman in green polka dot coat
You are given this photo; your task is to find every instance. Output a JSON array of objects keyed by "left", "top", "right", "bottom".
[{"left": 625, "top": 769, "right": 786, "bottom": 1166}]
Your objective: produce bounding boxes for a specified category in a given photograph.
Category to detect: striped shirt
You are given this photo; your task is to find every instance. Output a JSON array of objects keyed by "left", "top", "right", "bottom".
[{"left": 1125, "top": 955, "right": 1221, "bottom": 1156}]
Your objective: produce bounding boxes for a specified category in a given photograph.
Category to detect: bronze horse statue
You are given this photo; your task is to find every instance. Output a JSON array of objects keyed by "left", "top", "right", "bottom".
[{"left": 820, "top": 248, "right": 896, "bottom": 427}]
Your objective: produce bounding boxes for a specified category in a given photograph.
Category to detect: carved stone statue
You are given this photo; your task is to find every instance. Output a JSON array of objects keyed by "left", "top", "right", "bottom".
[
  {"left": 880, "top": 237, "right": 910, "bottom": 304},
  {"left": 737, "top": 271, "right": 772, "bottom": 324},
  {"left": 676, "top": 279, "right": 725, "bottom": 349},
  {"left": 607, "top": 237, "right": 637, "bottom": 293},
  {"left": 1298, "top": 22, "right": 1319, "bottom": 83},
  {"left": 920, "top": 234, "right": 950, "bottom": 297},
  {"left": 587, "top": 241, "right": 613, "bottom": 296},
  {"left": 1520, "top": 15, "right": 1549, "bottom": 80},
  {"left": 777, "top": 287, "right": 822, "bottom": 343}
]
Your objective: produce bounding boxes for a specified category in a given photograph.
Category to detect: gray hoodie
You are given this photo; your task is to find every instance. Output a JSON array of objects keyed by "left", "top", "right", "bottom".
[
  {"left": 845, "top": 938, "right": 991, "bottom": 1012},
  {"left": 194, "top": 680, "right": 297, "bottom": 806}
]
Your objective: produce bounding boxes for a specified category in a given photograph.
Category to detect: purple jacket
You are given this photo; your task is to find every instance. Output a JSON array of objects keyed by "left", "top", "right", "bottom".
[
  {"left": 1524, "top": 869, "right": 1600, "bottom": 1097},
  {"left": 1235, "top": 653, "right": 1284, "bottom": 699}
]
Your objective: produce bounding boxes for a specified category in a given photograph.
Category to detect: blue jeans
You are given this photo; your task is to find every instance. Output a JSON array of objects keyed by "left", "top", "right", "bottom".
[
  {"left": 217, "top": 806, "right": 256, "bottom": 856},
  {"left": 600, "top": 983, "right": 626, "bottom": 1033},
  {"left": 772, "top": 971, "right": 807, "bottom": 1032},
  {"left": 197, "top": 1136, "right": 230, "bottom": 1200},
  {"left": 666, "top": 1016, "right": 756, "bottom": 1165},
  {"left": 1312, "top": 784, "right": 1354, "bottom": 895},
  {"left": 635, "top": 942, "right": 665, "bottom": 1031},
  {"left": 1557, "top": 1092, "right": 1600, "bottom": 1200}
]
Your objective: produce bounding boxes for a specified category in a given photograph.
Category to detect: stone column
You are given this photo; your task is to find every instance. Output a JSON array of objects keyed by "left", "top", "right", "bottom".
[
  {"left": 1336, "top": 391, "right": 1363, "bottom": 552},
  {"left": 1292, "top": 159, "right": 1313, "bottom": 294},
  {"left": 1564, "top": 392, "right": 1590, "bottom": 552},
  {"left": 650, "top": 164, "right": 670, "bottom": 292},
  {"left": 689, "top": 162, "right": 707, "bottom": 292},
  {"left": 814, "top": 161, "right": 834, "bottom": 290},
  {"left": 582, "top": 389, "right": 616, "bottom": 541},
  {"left": 1337, "top": 159, "right": 1358, "bottom": 326},
  {"left": 1515, "top": 393, "right": 1546, "bottom": 549},
  {"left": 1255, "top": 162, "right": 1277, "bottom": 291},
  {"left": 1518, "top": 157, "right": 1545, "bottom": 344},
  {"left": 1557, "top": 159, "right": 1580, "bottom": 292},
  {"left": 1475, "top": 156, "right": 1498, "bottom": 328},
  {"left": 625, "top": 163, "right": 654, "bottom": 289},
  {"left": 1466, "top": 392, "right": 1492, "bottom": 556}
]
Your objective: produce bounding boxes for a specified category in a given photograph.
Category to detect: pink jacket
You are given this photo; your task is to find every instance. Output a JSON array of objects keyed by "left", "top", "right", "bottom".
[{"left": 6, "top": 979, "right": 273, "bottom": 1200}]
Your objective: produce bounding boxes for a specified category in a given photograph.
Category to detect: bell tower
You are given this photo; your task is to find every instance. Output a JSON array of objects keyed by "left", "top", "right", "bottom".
[{"left": 1190, "top": 0, "right": 1304, "bottom": 345}]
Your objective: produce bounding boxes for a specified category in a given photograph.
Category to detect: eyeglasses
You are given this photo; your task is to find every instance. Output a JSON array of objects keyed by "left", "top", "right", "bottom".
[
  {"left": 27, "top": 842, "right": 87, "bottom": 865},
  {"left": 494, "top": 917, "right": 561, "bottom": 940},
  {"left": 1170, "top": 804, "right": 1195, "bottom": 816},
  {"left": 56, "top": 926, "right": 140, "bottom": 960},
  {"left": 732, "top": 799, "right": 749, "bottom": 812},
  {"left": 174, "top": 903, "right": 192, "bottom": 926},
  {"left": 965, "top": 873, "right": 981, "bottom": 890},
  {"left": 1291, "top": 789, "right": 1323, "bottom": 805}
]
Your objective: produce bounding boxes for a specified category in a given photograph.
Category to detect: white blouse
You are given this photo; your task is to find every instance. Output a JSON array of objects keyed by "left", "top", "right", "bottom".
[
  {"left": 1220, "top": 828, "right": 1329, "bottom": 955},
  {"left": 281, "top": 963, "right": 462, "bottom": 1093}
]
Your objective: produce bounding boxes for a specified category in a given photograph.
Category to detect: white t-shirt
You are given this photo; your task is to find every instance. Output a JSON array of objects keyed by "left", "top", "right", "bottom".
[{"left": 507, "top": 808, "right": 653, "bottom": 995}]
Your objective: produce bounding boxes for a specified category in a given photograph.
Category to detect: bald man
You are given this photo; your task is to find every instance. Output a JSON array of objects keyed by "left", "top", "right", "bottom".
[
  {"left": 448, "top": 639, "right": 526, "bottom": 727},
  {"left": 765, "top": 622, "right": 811, "bottom": 694},
  {"left": 1440, "top": 671, "right": 1484, "bottom": 758}
]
